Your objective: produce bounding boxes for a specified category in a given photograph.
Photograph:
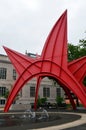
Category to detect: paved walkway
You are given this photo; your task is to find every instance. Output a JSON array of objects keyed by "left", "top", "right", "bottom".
[{"left": 28, "top": 112, "right": 86, "bottom": 130}]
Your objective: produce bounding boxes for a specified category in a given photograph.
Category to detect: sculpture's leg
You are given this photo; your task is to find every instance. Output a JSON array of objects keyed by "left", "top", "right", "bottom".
[
  {"left": 63, "top": 86, "right": 76, "bottom": 110},
  {"left": 34, "top": 76, "right": 42, "bottom": 110}
]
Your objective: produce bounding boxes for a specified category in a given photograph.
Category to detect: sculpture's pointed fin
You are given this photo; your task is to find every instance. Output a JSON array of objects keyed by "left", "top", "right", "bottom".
[
  {"left": 41, "top": 10, "right": 67, "bottom": 68},
  {"left": 68, "top": 56, "right": 86, "bottom": 83},
  {"left": 3, "top": 46, "right": 34, "bottom": 75}
]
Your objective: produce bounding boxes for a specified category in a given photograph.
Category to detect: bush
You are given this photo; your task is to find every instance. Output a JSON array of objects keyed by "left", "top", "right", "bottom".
[
  {"left": 37, "top": 97, "right": 47, "bottom": 108},
  {"left": 56, "top": 96, "right": 63, "bottom": 105}
]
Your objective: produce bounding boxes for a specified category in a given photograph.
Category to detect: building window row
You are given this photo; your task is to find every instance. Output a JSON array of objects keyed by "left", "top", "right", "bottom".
[
  {"left": 30, "top": 86, "right": 35, "bottom": 97},
  {"left": 56, "top": 87, "right": 61, "bottom": 97},
  {"left": 30, "top": 86, "right": 61, "bottom": 98},
  {"left": 13, "top": 69, "right": 16, "bottom": 80},
  {"left": 43, "top": 87, "right": 50, "bottom": 97},
  {"left": 0, "top": 87, "right": 6, "bottom": 96},
  {"left": 0, "top": 99, "right": 5, "bottom": 105},
  {"left": 0, "top": 68, "right": 7, "bottom": 79},
  {"left": 30, "top": 86, "right": 50, "bottom": 98},
  {"left": 0, "top": 67, "right": 17, "bottom": 80}
]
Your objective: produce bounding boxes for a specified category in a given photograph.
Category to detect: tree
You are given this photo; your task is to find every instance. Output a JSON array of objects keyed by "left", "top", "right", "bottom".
[
  {"left": 41, "top": 97, "right": 47, "bottom": 104},
  {"left": 37, "top": 96, "right": 47, "bottom": 107},
  {"left": 56, "top": 96, "right": 63, "bottom": 105},
  {"left": 68, "top": 38, "right": 86, "bottom": 62},
  {"left": 79, "top": 38, "right": 86, "bottom": 48},
  {"left": 68, "top": 44, "right": 80, "bottom": 61}
]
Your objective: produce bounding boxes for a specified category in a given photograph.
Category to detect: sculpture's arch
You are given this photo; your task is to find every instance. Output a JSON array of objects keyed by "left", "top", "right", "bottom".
[
  {"left": 34, "top": 76, "right": 76, "bottom": 110},
  {"left": 3, "top": 10, "right": 86, "bottom": 112},
  {"left": 4, "top": 46, "right": 75, "bottom": 110},
  {"left": 4, "top": 46, "right": 86, "bottom": 111},
  {"left": 4, "top": 60, "right": 86, "bottom": 112}
]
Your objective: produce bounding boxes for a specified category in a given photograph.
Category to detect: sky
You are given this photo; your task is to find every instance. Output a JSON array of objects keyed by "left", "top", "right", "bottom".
[{"left": 0, "top": 0, "right": 86, "bottom": 55}]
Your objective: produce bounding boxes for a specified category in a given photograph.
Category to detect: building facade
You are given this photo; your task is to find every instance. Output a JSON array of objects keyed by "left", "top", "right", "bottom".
[
  {"left": 0, "top": 54, "right": 16, "bottom": 106},
  {"left": 0, "top": 54, "right": 64, "bottom": 109}
]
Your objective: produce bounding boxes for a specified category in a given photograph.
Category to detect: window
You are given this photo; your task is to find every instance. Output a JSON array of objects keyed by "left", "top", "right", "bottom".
[
  {"left": 0, "top": 68, "right": 7, "bottom": 79},
  {"left": 0, "top": 99, "right": 5, "bottom": 105},
  {"left": 43, "top": 87, "right": 50, "bottom": 97},
  {"left": 56, "top": 88, "right": 61, "bottom": 97},
  {"left": 0, "top": 87, "right": 6, "bottom": 96},
  {"left": 13, "top": 69, "right": 16, "bottom": 80},
  {"left": 30, "top": 86, "right": 35, "bottom": 97}
]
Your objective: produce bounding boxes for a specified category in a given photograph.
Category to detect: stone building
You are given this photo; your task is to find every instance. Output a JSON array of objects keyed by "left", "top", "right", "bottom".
[{"left": 0, "top": 54, "right": 64, "bottom": 109}]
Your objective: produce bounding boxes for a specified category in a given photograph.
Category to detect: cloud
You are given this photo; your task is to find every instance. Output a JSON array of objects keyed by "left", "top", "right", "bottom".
[{"left": 0, "top": 0, "right": 86, "bottom": 54}]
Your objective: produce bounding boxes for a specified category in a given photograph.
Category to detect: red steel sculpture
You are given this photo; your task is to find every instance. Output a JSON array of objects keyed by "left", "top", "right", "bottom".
[
  {"left": 3, "top": 10, "right": 86, "bottom": 112},
  {"left": 3, "top": 47, "right": 86, "bottom": 110}
]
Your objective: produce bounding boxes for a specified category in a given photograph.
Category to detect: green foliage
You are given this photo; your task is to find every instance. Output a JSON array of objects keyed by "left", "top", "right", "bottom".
[
  {"left": 4, "top": 89, "right": 9, "bottom": 98},
  {"left": 68, "top": 44, "right": 80, "bottom": 61},
  {"left": 56, "top": 96, "right": 63, "bottom": 105},
  {"left": 41, "top": 97, "right": 47, "bottom": 104},
  {"left": 37, "top": 96, "right": 47, "bottom": 106},
  {"left": 79, "top": 39, "right": 86, "bottom": 48},
  {"left": 37, "top": 96, "right": 47, "bottom": 107},
  {"left": 68, "top": 38, "right": 86, "bottom": 62},
  {"left": 66, "top": 104, "right": 72, "bottom": 108}
]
